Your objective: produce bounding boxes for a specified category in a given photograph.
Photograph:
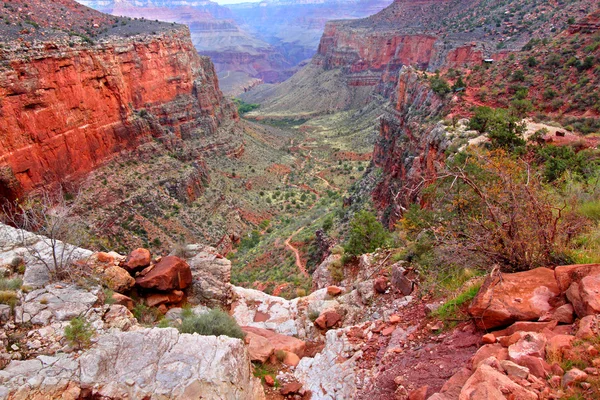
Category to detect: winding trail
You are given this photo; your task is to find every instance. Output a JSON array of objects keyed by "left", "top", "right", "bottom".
[{"left": 284, "top": 227, "right": 309, "bottom": 278}]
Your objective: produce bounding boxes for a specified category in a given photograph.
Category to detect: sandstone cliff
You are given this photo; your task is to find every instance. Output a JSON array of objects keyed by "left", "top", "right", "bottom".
[
  {"left": 243, "top": 0, "right": 594, "bottom": 116},
  {"left": 371, "top": 67, "right": 448, "bottom": 227},
  {"left": 0, "top": 0, "right": 237, "bottom": 201}
]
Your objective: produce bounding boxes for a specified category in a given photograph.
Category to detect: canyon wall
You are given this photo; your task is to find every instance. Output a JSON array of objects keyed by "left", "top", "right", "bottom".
[
  {"left": 0, "top": 27, "right": 237, "bottom": 200},
  {"left": 371, "top": 67, "right": 448, "bottom": 227}
]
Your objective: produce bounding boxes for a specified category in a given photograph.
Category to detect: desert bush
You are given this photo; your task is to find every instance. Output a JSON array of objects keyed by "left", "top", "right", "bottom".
[
  {"left": 343, "top": 210, "right": 389, "bottom": 257},
  {"left": 420, "top": 149, "right": 587, "bottom": 271},
  {"left": 177, "top": 308, "right": 244, "bottom": 339},
  {"left": 0, "top": 278, "right": 22, "bottom": 291},
  {"left": 1, "top": 189, "right": 89, "bottom": 279},
  {"left": 64, "top": 316, "right": 94, "bottom": 349},
  {"left": 469, "top": 106, "right": 526, "bottom": 151}
]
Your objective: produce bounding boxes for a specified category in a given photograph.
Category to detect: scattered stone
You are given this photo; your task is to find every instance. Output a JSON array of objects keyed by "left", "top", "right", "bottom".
[
  {"left": 314, "top": 310, "right": 341, "bottom": 330},
  {"left": 381, "top": 326, "right": 395, "bottom": 336},
  {"left": 264, "top": 375, "right": 275, "bottom": 387},
  {"left": 408, "top": 385, "right": 428, "bottom": 400},
  {"left": 576, "top": 315, "right": 600, "bottom": 339},
  {"left": 508, "top": 332, "right": 547, "bottom": 362},
  {"left": 515, "top": 355, "right": 551, "bottom": 379},
  {"left": 539, "top": 304, "right": 575, "bottom": 324},
  {"left": 110, "top": 293, "right": 134, "bottom": 310},
  {"left": 391, "top": 263, "right": 413, "bottom": 296},
  {"left": 327, "top": 286, "right": 343, "bottom": 297},
  {"left": 566, "top": 274, "right": 600, "bottom": 317},
  {"left": 244, "top": 331, "right": 274, "bottom": 363},
  {"left": 501, "top": 360, "right": 529, "bottom": 379},
  {"left": 242, "top": 326, "right": 306, "bottom": 357},
  {"left": 562, "top": 368, "right": 588, "bottom": 387},
  {"left": 460, "top": 364, "right": 537, "bottom": 400},
  {"left": 472, "top": 344, "right": 509, "bottom": 369},
  {"left": 121, "top": 248, "right": 151, "bottom": 273},
  {"left": 389, "top": 315, "right": 401, "bottom": 324},
  {"left": 280, "top": 382, "right": 302, "bottom": 396},
  {"left": 282, "top": 351, "right": 300, "bottom": 367},
  {"left": 135, "top": 256, "right": 192, "bottom": 291},
  {"left": 373, "top": 277, "right": 388, "bottom": 294},
  {"left": 482, "top": 333, "right": 496, "bottom": 344},
  {"left": 555, "top": 263, "right": 600, "bottom": 292},
  {"left": 145, "top": 290, "right": 184, "bottom": 307},
  {"left": 546, "top": 334, "right": 575, "bottom": 358}
]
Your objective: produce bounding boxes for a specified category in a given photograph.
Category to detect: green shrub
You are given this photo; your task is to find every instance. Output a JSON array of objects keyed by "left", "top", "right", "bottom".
[
  {"left": 64, "top": 316, "right": 94, "bottom": 349},
  {"left": 433, "top": 283, "right": 481, "bottom": 328},
  {"left": 0, "top": 278, "right": 22, "bottom": 291},
  {"left": 343, "top": 210, "right": 389, "bottom": 256},
  {"left": 177, "top": 309, "right": 245, "bottom": 339},
  {"left": 578, "top": 200, "right": 600, "bottom": 222}
]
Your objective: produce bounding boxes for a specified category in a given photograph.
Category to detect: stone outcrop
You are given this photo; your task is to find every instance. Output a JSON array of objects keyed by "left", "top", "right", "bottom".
[
  {"left": 371, "top": 67, "right": 448, "bottom": 226},
  {"left": 185, "top": 244, "right": 234, "bottom": 307},
  {"left": 0, "top": 223, "right": 93, "bottom": 288},
  {"left": 0, "top": 328, "right": 264, "bottom": 399},
  {"left": 0, "top": 0, "right": 237, "bottom": 199},
  {"left": 295, "top": 327, "right": 363, "bottom": 400},
  {"left": 135, "top": 256, "right": 193, "bottom": 291},
  {"left": 468, "top": 268, "right": 561, "bottom": 330}
]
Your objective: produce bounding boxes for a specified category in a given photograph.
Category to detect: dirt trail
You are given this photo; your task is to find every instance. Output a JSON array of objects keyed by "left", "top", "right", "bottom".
[{"left": 284, "top": 227, "right": 309, "bottom": 278}]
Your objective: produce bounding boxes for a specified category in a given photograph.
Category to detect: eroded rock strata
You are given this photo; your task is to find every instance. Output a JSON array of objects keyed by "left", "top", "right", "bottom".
[{"left": 0, "top": 0, "right": 237, "bottom": 200}]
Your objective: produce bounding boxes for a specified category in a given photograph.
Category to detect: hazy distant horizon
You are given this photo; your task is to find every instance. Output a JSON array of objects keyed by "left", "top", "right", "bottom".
[{"left": 215, "top": 0, "right": 261, "bottom": 4}]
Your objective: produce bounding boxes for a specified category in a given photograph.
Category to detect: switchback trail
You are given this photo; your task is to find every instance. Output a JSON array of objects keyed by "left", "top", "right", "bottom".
[{"left": 284, "top": 227, "right": 309, "bottom": 278}]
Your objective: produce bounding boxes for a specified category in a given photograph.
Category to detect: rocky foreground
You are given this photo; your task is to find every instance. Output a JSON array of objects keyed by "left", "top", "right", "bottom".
[{"left": 1, "top": 221, "right": 600, "bottom": 399}]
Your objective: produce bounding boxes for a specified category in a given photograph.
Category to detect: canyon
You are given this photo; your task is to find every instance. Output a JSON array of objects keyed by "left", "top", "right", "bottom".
[
  {"left": 0, "top": 0, "right": 238, "bottom": 202},
  {"left": 77, "top": 0, "right": 394, "bottom": 95},
  {"left": 1, "top": 0, "right": 600, "bottom": 399}
]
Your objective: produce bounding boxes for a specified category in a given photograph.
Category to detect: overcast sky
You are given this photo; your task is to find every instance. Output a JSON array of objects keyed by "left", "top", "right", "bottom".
[{"left": 215, "top": 0, "right": 261, "bottom": 4}]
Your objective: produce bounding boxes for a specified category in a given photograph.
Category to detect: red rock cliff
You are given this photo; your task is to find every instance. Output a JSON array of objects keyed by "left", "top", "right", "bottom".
[
  {"left": 0, "top": 27, "right": 237, "bottom": 200},
  {"left": 371, "top": 67, "right": 448, "bottom": 227}
]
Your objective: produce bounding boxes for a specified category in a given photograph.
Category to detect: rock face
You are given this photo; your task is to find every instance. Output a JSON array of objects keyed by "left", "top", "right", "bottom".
[
  {"left": 371, "top": 67, "right": 448, "bottom": 226},
  {"left": 295, "top": 327, "right": 363, "bottom": 400},
  {"left": 468, "top": 268, "right": 561, "bottom": 330},
  {"left": 0, "top": 0, "right": 237, "bottom": 199},
  {"left": 0, "top": 328, "right": 265, "bottom": 399},
  {"left": 0, "top": 223, "right": 93, "bottom": 288},
  {"left": 185, "top": 245, "right": 234, "bottom": 307}
]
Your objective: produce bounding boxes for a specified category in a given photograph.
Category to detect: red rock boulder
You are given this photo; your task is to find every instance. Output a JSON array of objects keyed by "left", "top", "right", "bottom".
[
  {"left": 566, "top": 273, "right": 600, "bottom": 317},
  {"left": 242, "top": 326, "right": 306, "bottom": 357},
  {"left": 555, "top": 264, "right": 600, "bottom": 292},
  {"left": 135, "top": 256, "right": 192, "bottom": 291},
  {"left": 314, "top": 310, "right": 342, "bottom": 330},
  {"left": 145, "top": 290, "right": 184, "bottom": 307},
  {"left": 468, "top": 268, "right": 560, "bottom": 330},
  {"left": 122, "top": 248, "right": 152, "bottom": 273}
]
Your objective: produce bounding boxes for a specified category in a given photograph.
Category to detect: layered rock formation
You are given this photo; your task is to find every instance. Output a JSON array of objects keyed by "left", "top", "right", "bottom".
[
  {"left": 371, "top": 67, "right": 448, "bottom": 226},
  {"left": 243, "top": 0, "right": 592, "bottom": 115},
  {"left": 0, "top": 0, "right": 237, "bottom": 200}
]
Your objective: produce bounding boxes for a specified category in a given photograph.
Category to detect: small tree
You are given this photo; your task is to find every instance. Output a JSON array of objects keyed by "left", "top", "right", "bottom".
[
  {"left": 1, "top": 189, "right": 89, "bottom": 279},
  {"left": 425, "top": 149, "right": 586, "bottom": 271},
  {"left": 344, "top": 210, "right": 389, "bottom": 257}
]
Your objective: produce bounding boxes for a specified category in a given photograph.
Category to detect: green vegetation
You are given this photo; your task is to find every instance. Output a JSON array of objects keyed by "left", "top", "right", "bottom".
[
  {"left": 233, "top": 98, "right": 260, "bottom": 115},
  {"left": 132, "top": 303, "right": 163, "bottom": 325},
  {"left": 468, "top": 106, "right": 525, "bottom": 151},
  {"left": 0, "top": 277, "right": 22, "bottom": 291},
  {"left": 64, "top": 316, "right": 95, "bottom": 349},
  {"left": 177, "top": 309, "right": 245, "bottom": 339},
  {"left": 433, "top": 283, "right": 481, "bottom": 328},
  {"left": 343, "top": 210, "right": 389, "bottom": 257}
]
